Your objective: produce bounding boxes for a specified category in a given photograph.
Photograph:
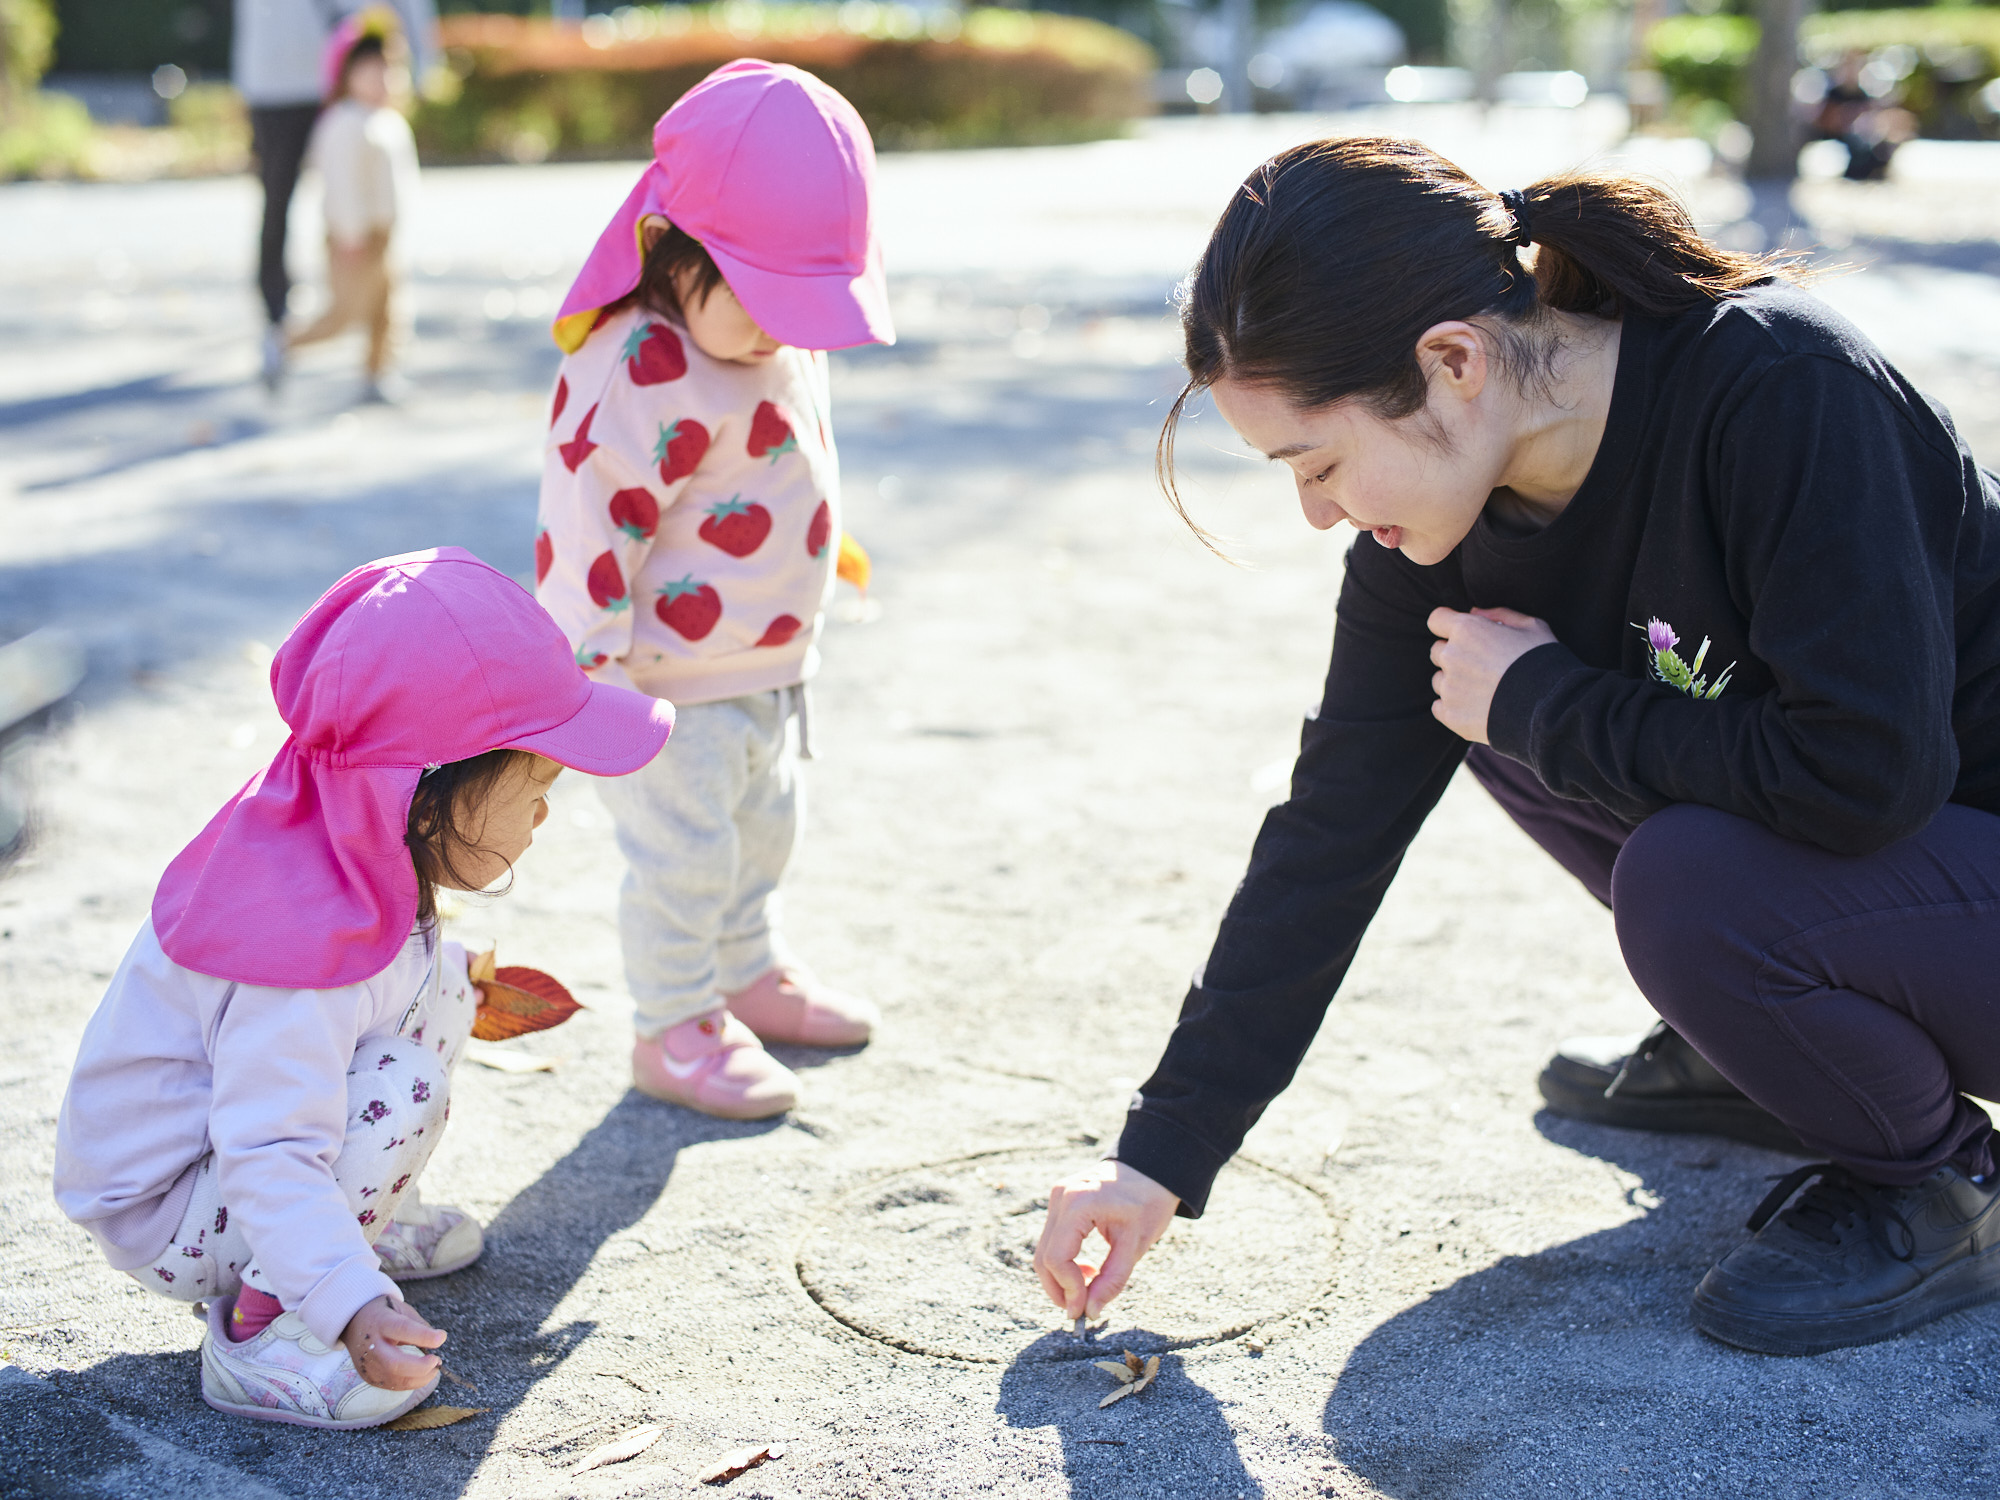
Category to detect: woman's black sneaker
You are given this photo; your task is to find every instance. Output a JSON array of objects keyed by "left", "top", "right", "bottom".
[
  {"left": 1538, "top": 1020, "right": 1807, "bottom": 1155},
  {"left": 1692, "top": 1162, "right": 2000, "bottom": 1355}
]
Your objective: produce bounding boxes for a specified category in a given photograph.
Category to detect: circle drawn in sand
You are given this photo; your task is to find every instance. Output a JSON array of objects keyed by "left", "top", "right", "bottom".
[{"left": 795, "top": 1146, "right": 1337, "bottom": 1363}]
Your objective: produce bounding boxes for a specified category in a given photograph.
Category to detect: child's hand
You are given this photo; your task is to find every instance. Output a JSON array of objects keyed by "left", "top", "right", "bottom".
[
  {"left": 1033, "top": 1161, "right": 1179, "bottom": 1321},
  {"left": 340, "top": 1294, "right": 446, "bottom": 1389}
]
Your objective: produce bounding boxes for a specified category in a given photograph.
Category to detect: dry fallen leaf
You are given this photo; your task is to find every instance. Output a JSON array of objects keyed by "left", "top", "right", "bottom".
[
  {"left": 464, "top": 1041, "right": 560, "bottom": 1074},
  {"left": 386, "top": 1404, "right": 487, "bottom": 1430},
  {"left": 570, "top": 1423, "right": 663, "bottom": 1475},
  {"left": 698, "top": 1443, "right": 785, "bottom": 1484},
  {"left": 473, "top": 965, "right": 584, "bottom": 1041},
  {"left": 469, "top": 948, "right": 497, "bottom": 985},
  {"left": 1096, "top": 1351, "right": 1161, "bottom": 1408}
]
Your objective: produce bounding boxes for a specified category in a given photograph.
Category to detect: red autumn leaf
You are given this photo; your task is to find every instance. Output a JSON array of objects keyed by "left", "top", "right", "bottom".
[{"left": 472, "top": 966, "right": 583, "bottom": 1041}]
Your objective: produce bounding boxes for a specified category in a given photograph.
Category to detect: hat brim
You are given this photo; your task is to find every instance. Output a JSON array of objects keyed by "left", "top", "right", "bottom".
[
  {"left": 505, "top": 678, "right": 674, "bottom": 776},
  {"left": 708, "top": 240, "right": 896, "bottom": 352}
]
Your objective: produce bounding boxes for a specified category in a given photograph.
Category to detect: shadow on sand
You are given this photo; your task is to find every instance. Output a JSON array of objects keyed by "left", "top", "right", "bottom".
[
  {"left": 68, "top": 1091, "right": 779, "bottom": 1495},
  {"left": 1321, "top": 1113, "right": 2000, "bottom": 1498},
  {"left": 998, "top": 1331, "right": 1260, "bottom": 1497}
]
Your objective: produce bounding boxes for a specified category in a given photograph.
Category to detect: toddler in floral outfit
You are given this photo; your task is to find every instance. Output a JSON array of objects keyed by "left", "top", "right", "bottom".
[
  {"left": 53, "top": 549, "right": 671, "bottom": 1428},
  {"left": 535, "top": 61, "right": 894, "bottom": 1119}
]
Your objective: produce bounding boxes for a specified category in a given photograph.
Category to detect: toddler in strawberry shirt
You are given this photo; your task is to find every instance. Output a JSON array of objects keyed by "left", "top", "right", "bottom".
[{"left": 534, "top": 60, "right": 894, "bottom": 1119}]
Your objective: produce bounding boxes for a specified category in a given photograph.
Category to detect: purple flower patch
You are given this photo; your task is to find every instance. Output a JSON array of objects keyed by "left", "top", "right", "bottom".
[
  {"left": 155, "top": 1267, "right": 175, "bottom": 1283},
  {"left": 214, "top": 1207, "right": 228, "bottom": 1234},
  {"left": 183, "top": 1245, "right": 204, "bottom": 1258},
  {"left": 378, "top": 1053, "right": 397, "bottom": 1071},
  {"left": 360, "top": 1099, "right": 391, "bottom": 1125},
  {"left": 360, "top": 1185, "right": 376, "bottom": 1198},
  {"left": 358, "top": 1209, "right": 377, "bottom": 1226},
  {"left": 411, "top": 1079, "right": 431, "bottom": 1104},
  {"left": 391, "top": 1174, "right": 410, "bottom": 1195}
]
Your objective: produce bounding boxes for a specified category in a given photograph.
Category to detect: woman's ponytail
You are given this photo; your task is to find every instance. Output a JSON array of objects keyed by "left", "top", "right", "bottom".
[
  {"left": 1160, "top": 137, "right": 1793, "bottom": 541},
  {"left": 1510, "top": 171, "right": 1785, "bottom": 318}
]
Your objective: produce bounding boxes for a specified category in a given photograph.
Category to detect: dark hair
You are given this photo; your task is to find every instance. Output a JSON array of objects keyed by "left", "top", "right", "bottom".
[
  {"left": 1161, "top": 137, "right": 1796, "bottom": 544},
  {"left": 337, "top": 33, "right": 386, "bottom": 96},
  {"left": 404, "top": 748, "right": 533, "bottom": 930},
  {"left": 634, "top": 221, "right": 726, "bottom": 324}
]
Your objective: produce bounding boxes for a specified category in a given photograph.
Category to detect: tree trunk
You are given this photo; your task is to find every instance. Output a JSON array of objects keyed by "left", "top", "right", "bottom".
[
  {"left": 1221, "top": 0, "right": 1256, "bottom": 114},
  {"left": 1744, "top": 0, "right": 1807, "bottom": 180}
]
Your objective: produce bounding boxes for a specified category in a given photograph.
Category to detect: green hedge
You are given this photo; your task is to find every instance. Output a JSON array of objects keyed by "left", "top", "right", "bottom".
[
  {"left": 1647, "top": 7, "right": 2000, "bottom": 137},
  {"left": 416, "top": 5, "right": 1158, "bottom": 160}
]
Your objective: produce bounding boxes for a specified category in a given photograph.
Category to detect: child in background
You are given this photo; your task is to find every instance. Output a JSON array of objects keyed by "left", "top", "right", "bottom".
[
  {"left": 53, "top": 549, "right": 671, "bottom": 1428},
  {"left": 536, "top": 60, "right": 893, "bottom": 1121},
  {"left": 272, "top": 8, "right": 419, "bottom": 402}
]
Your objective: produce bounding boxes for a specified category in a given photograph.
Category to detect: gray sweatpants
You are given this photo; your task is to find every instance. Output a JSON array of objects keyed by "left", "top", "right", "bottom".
[{"left": 596, "top": 689, "right": 803, "bottom": 1037}]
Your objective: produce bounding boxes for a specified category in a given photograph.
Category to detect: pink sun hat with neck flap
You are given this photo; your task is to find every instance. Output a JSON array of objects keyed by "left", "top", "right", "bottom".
[
  {"left": 551, "top": 59, "right": 894, "bottom": 356},
  {"left": 152, "top": 547, "right": 673, "bottom": 990}
]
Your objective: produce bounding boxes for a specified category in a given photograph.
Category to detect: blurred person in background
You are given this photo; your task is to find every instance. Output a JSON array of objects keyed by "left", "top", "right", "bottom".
[
  {"left": 274, "top": 11, "right": 419, "bottom": 403},
  {"left": 1811, "top": 50, "right": 1918, "bottom": 183},
  {"left": 233, "top": 0, "right": 435, "bottom": 391}
]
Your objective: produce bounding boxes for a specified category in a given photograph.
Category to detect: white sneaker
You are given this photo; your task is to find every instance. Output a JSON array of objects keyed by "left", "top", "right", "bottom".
[
  {"left": 373, "top": 1193, "right": 483, "bottom": 1280},
  {"left": 200, "top": 1296, "right": 436, "bottom": 1429}
]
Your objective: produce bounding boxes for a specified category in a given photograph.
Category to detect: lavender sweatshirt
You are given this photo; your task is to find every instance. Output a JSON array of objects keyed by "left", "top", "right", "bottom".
[{"left": 54, "top": 920, "right": 447, "bottom": 1345}]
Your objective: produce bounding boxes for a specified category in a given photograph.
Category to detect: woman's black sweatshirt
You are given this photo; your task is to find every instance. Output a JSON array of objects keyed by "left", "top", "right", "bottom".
[{"left": 1117, "top": 282, "right": 2000, "bottom": 1217}]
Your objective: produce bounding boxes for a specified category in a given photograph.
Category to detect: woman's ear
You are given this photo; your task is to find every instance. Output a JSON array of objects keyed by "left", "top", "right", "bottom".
[
  {"left": 639, "top": 215, "right": 670, "bottom": 256},
  {"left": 1415, "top": 321, "right": 1489, "bottom": 404}
]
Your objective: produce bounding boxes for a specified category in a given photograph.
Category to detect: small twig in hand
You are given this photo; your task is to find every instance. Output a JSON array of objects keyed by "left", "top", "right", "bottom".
[{"left": 437, "top": 1365, "right": 479, "bottom": 1394}]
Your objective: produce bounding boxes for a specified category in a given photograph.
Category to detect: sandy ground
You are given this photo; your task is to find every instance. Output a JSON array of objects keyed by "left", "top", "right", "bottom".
[{"left": 4, "top": 108, "right": 2000, "bottom": 1499}]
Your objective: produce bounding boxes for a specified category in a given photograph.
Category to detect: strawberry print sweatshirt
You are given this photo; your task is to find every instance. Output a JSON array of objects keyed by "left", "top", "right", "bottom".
[
  {"left": 54, "top": 922, "right": 454, "bottom": 1346},
  {"left": 535, "top": 304, "right": 838, "bottom": 707}
]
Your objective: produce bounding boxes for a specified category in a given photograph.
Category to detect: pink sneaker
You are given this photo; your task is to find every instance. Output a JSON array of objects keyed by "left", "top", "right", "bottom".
[
  {"left": 724, "top": 966, "right": 879, "bottom": 1047},
  {"left": 632, "top": 1009, "right": 800, "bottom": 1119}
]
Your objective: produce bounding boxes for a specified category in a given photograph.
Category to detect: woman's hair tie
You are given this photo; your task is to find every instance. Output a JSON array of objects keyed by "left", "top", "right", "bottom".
[{"left": 1498, "top": 188, "right": 1533, "bottom": 247}]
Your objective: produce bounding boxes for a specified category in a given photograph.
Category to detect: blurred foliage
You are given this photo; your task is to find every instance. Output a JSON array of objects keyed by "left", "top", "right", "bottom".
[
  {"left": 417, "top": 5, "right": 1157, "bottom": 158},
  {"left": 1, "top": 0, "right": 91, "bottom": 177},
  {"left": 3, "top": 0, "right": 58, "bottom": 87},
  {"left": 0, "top": 86, "right": 91, "bottom": 173},
  {"left": 49, "top": 0, "right": 230, "bottom": 77},
  {"left": 1, "top": 78, "right": 247, "bottom": 177},
  {"left": 1649, "top": 8, "right": 2000, "bottom": 137}
]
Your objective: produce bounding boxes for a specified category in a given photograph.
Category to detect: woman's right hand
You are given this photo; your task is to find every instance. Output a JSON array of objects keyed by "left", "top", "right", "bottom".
[
  {"left": 340, "top": 1293, "right": 445, "bottom": 1389},
  {"left": 1033, "top": 1160, "right": 1180, "bottom": 1321}
]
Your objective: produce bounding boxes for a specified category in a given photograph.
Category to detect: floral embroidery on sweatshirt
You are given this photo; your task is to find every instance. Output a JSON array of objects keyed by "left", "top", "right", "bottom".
[{"left": 1636, "top": 617, "right": 1735, "bottom": 700}]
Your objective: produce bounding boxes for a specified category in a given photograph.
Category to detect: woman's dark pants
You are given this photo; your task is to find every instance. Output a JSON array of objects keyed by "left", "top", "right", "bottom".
[
  {"left": 249, "top": 104, "right": 321, "bottom": 328},
  {"left": 1464, "top": 746, "right": 2000, "bottom": 1185}
]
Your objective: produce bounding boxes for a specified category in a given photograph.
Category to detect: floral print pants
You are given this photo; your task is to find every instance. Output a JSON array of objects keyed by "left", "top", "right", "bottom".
[{"left": 128, "top": 944, "right": 479, "bottom": 1302}]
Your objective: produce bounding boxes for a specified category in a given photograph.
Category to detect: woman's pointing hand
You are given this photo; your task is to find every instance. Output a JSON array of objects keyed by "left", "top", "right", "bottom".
[{"left": 1034, "top": 1160, "right": 1180, "bottom": 1322}]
